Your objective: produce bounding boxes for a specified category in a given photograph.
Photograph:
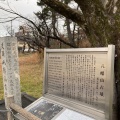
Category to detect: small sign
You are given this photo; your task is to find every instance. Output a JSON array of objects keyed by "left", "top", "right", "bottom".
[{"left": 29, "top": 99, "right": 63, "bottom": 120}]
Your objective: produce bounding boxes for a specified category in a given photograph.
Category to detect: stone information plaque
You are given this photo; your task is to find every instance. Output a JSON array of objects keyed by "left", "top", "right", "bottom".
[
  {"left": 1, "top": 37, "right": 21, "bottom": 107},
  {"left": 47, "top": 52, "right": 107, "bottom": 111}
]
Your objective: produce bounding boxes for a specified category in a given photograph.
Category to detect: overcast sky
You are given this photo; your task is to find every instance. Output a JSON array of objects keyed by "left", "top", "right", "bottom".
[{"left": 0, "top": 0, "right": 40, "bottom": 37}]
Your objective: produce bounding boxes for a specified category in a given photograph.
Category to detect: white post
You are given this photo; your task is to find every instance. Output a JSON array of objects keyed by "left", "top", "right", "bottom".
[{"left": 0, "top": 37, "right": 21, "bottom": 109}]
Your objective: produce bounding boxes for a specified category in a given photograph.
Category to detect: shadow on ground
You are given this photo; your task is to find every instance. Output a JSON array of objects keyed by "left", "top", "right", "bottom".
[{"left": 0, "top": 93, "right": 37, "bottom": 120}]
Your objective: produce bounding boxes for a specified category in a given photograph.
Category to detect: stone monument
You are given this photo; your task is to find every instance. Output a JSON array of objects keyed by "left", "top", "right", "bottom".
[{"left": 0, "top": 37, "right": 21, "bottom": 108}]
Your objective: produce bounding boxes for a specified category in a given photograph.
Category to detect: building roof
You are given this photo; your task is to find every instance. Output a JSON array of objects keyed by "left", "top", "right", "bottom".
[{"left": 0, "top": 93, "right": 37, "bottom": 120}]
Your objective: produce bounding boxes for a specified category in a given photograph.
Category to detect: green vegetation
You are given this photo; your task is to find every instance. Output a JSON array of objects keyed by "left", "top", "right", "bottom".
[
  {"left": 0, "top": 75, "right": 4, "bottom": 100},
  {"left": 0, "top": 53, "right": 44, "bottom": 100}
]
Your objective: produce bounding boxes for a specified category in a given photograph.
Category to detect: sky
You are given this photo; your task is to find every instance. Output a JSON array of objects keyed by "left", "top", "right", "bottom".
[
  {"left": 0, "top": 0, "right": 40, "bottom": 37},
  {"left": 0, "top": 0, "right": 80, "bottom": 37}
]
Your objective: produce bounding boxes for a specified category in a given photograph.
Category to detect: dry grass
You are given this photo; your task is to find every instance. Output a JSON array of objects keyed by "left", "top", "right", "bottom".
[{"left": 0, "top": 52, "right": 44, "bottom": 100}]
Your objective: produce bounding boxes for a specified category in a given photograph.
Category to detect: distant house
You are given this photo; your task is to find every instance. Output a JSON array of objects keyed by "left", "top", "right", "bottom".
[{"left": 15, "top": 25, "right": 34, "bottom": 53}]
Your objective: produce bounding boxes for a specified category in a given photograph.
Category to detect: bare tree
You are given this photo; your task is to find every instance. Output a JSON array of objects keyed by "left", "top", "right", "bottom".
[{"left": 0, "top": 3, "right": 79, "bottom": 51}]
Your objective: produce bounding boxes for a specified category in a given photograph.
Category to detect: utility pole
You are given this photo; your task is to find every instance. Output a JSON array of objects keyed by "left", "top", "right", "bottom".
[
  {"left": 11, "top": 20, "right": 12, "bottom": 36},
  {"left": 10, "top": 20, "right": 14, "bottom": 36}
]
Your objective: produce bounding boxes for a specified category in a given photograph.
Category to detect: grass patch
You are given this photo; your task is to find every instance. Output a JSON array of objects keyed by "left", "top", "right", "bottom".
[
  {"left": 0, "top": 52, "right": 44, "bottom": 99},
  {"left": 0, "top": 77, "right": 4, "bottom": 100}
]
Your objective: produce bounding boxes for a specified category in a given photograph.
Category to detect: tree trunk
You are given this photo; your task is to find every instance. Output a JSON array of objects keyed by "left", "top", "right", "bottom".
[
  {"left": 52, "top": 10, "right": 56, "bottom": 34},
  {"left": 39, "top": 0, "right": 84, "bottom": 26},
  {"left": 66, "top": 18, "right": 75, "bottom": 45}
]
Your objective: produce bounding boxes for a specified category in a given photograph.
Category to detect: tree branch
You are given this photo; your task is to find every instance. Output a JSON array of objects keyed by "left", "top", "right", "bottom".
[
  {"left": 39, "top": 0, "right": 85, "bottom": 26},
  {"left": 106, "top": 0, "right": 116, "bottom": 14},
  {"left": 0, "top": 17, "right": 19, "bottom": 23}
]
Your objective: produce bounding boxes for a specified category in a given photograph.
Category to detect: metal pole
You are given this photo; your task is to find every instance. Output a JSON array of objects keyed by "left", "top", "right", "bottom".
[{"left": 11, "top": 20, "right": 12, "bottom": 36}]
